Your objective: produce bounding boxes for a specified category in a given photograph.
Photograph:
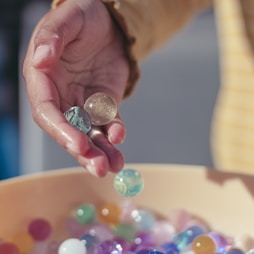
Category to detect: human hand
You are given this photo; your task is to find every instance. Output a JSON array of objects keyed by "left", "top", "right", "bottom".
[{"left": 23, "top": 0, "right": 130, "bottom": 177}]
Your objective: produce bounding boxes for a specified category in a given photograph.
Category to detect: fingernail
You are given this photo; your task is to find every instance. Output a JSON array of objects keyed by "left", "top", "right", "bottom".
[
  {"left": 66, "top": 142, "right": 79, "bottom": 155},
  {"left": 86, "top": 164, "right": 97, "bottom": 176},
  {"left": 108, "top": 128, "right": 126, "bottom": 144},
  {"left": 77, "top": 155, "right": 98, "bottom": 177},
  {"left": 109, "top": 134, "right": 125, "bottom": 144},
  {"left": 32, "top": 45, "right": 51, "bottom": 66}
]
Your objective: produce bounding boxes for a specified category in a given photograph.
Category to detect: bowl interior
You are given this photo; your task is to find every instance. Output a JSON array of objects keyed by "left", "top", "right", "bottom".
[{"left": 0, "top": 163, "right": 254, "bottom": 240}]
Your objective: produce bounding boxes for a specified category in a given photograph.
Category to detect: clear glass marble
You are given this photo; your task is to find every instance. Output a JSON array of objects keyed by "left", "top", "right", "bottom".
[
  {"left": 64, "top": 106, "right": 91, "bottom": 134},
  {"left": 83, "top": 92, "right": 117, "bottom": 126}
]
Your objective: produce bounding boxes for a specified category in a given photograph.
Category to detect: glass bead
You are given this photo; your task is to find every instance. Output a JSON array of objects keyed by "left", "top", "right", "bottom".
[
  {"left": 225, "top": 247, "right": 245, "bottom": 254},
  {"left": 83, "top": 92, "right": 117, "bottom": 125},
  {"left": 58, "top": 238, "right": 87, "bottom": 254},
  {"left": 114, "top": 169, "right": 144, "bottom": 197},
  {"left": 66, "top": 217, "right": 89, "bottom": 238},
  {"left": 28, "top": 218, "right": 52, "bottom": 241},
  {"left": 208, "top": 231, "right": 229, "bottom": 252},
  {"left": 168, "top": 209, "right": 192, "bottom": 233},
  {"left": 120, "top": 199, "right": 137, "bottom": 222},
  {"left": 160, "top": 242, "right": 180, "bottom": 254},
  {"left": 114, "top": 223, "right": 136, "bottom": 241},
  {"left": 64, "top": 106, "right": 91, "bottom": 134},
  {"left": 152, "top": 220, "right": 176, "bottom": 245},
  {"left": 0, "top": 242, "right": 20, "bottom": 254},
  {"left": 80, "top": 233, "right": 98, "bottom": 249},
  {"left": 130, "top": 232, "right": 156, "bottom": 252},
  {"left": 191, "top": 234, "right": 217, "bottom": 254},
  {"left": 113, "top": 237, "right": 130, "bottom": 252},
  {"left": 94, "top": 240, "right": 123, "bottom": 254},
  {"left": 173, "top": 225, "right": 206, "bottom": 251},
  {"left": 11, "top": 232, "right": 34, "bottom": 254},
  {"left": 97, "top": 202, "right": 121, "bottom": 225},
  {"left": 75, "top": 203, "right": 96, "bottom": 225},
  {"left": 135, "top": 248, "right": 164, "bottom": 254},
  {"left": 89, "top": 223, "right": 114, "bottom": 242},
  {"left": 132, "top": 209, "right": 156, "bottom": 232}
]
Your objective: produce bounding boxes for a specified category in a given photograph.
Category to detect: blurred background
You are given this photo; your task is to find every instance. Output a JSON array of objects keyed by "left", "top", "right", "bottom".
[{"left": 0, "top": 1, "right": 219, "bottom": 178}]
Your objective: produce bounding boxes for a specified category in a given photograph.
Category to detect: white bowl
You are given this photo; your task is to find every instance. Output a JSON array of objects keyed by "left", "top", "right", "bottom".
[{"left": 0, "top": 163, "right": 253, "bottom": 240}]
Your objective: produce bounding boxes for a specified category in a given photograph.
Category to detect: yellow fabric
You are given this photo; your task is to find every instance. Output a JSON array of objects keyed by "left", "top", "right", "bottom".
[
  {"left": 102, "top": 0, "right": 211, "bottom": 96},
  {"left": 51, "top": 0, "right": 211, "bottom": 97},
  {"left": 51, "top": 0, "right": 254, "bottom": 174},
  {"left": 212, "top": 0, "right": 254, "bottom": 174}
]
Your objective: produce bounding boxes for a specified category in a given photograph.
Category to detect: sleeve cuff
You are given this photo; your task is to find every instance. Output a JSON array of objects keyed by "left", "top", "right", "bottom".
[{"left": 102, "top": 0, "right": 140, "bottom": 98}]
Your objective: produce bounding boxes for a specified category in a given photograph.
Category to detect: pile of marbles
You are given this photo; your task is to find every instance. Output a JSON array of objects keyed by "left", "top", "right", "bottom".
[
  {"left": 1, "top": 198, "right": 254, "bottom": 254},
  {"left": 1, "top": 168, "right": 254, "bottom": 254}
]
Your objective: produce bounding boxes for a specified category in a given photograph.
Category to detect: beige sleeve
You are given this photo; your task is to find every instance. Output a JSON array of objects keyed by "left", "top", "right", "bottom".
[{"left": 52, "top": 0, "right": 211, "bottom": 97}]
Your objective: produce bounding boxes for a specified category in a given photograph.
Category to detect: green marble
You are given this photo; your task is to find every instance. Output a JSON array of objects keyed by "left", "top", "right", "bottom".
[
  {"left": 74, "top": 203, "right": 96, "bottom": 225},
  {"left": 114, "top": 222, "right": 136, "bottom": 241}
]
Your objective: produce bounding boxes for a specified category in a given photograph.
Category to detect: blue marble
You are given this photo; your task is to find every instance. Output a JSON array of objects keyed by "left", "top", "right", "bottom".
[
  {"left": 64, "top": 106, "right": 91, "bottom": 134},
  {"left": 173, "top": 225, "right": 206, "bottom": 251},
  {"left": 160, "top": 242, "right": 180, "bottom": 254},
  {"left": 135, "top": 248, "right": 164, "bottom": 254},
  {"left": 226, "top": 248, "right": 245, "bottom": 254},
  {"left": 114, "top": 169, "right": 144, "bottom": 197},
  {"left": 80, "top": 233, "right": 98, "bottom": 249}
]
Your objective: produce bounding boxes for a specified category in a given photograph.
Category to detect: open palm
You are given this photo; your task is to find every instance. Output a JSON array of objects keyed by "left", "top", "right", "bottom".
[{"left": 23, "top": 0, "right": 130, "bottom": 177}]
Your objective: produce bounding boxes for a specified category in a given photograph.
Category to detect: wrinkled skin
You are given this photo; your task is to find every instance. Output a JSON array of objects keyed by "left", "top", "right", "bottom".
[{"left": 23, "top": 0, "right": 130, "bottom": 177}]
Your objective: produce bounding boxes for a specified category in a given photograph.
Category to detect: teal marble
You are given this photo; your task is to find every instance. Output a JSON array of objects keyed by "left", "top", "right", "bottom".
[
  {"left": 64, "top": 106, "right": 91, "bottom": 134},
  {"left": 114, "top": 169, "right": 144, "bottom": 197}
]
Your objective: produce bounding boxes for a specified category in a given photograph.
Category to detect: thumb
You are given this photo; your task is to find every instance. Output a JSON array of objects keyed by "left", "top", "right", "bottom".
[
  {"left": 31, "top": 29, "right": 64, "bottom": 68},
  {"left": 30, "top": 2, "right": 86, "bottom": 69}
]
